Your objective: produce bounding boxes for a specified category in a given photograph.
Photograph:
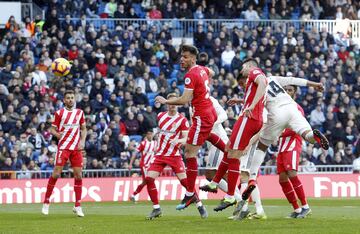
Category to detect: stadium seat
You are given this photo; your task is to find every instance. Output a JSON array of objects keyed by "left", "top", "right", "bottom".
[
  {"left": 178, "top": 85, "right": 184, "bottom": 93},
  {"left": 150, "top": 66, "right": 160, "bottom": 77},
  {"left": 170, "top": 70, "right": 178, "bottom": 79},
  {"left": 129, "top": 135, "right": 143, "bottom": 143},
  {"left": 167, "top": 78, "right": 177, "bottom": 86},
  {"left": 146, "top": 92, "right": 158, "bottom": 100}
]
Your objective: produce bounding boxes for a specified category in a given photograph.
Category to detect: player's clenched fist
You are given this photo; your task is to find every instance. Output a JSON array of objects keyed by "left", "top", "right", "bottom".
[
  {"left": 314, "top": 83, "right": 324, "bottom": 92},
  {"left": 227, "top": 98, "right": 244, "bottom": 106},
  {"left": 155, "top": 96, "right": 167, "bottom": 104}
]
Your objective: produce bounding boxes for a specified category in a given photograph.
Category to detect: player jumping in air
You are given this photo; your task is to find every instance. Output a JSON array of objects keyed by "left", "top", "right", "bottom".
[
  {"left": 129, "top": 130, "right": 156, "bottom": 202},
  {"left": 200, "top": 58, "right": 267, "bottom": 212},
  {"left": 155, "top": 45, "right": 221, "bottom": 210},
  {"left": 145, "top": 93, "right": 208, "bottom": 219},
  {"left": 42, "top": 90, "right": 87, "bottom": 217},
  {"left": 232, "top": 75, "right": 329, "bottom": 219}
]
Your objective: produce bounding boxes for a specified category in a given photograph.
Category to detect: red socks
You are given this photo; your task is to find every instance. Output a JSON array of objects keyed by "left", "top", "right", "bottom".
[
  {"left": 280, "top": 181, "right": 300, "bottom": 210},
  {"left": 290, "top": 176, "right": 307, "bottom": 206},
  {"left": 207, "top": 133, "right": 226, "bottom": 152},
  {"left": 179, "top": 178, "right": 188, "bottom": 189},
  {"left": 226, "top": 158, "right": 240, "bottom": 196},
  {"left": 212, "top": 152, "right": 229, "bottom": 183},
  {"left": 145, "top": 177, "right": 159, "bottom": 205},
  {"left": 74, "top": 179, "right": 82, "bottom": 207},
  {"left": 133, "top": 182, "right": 146, "bottom": 196},
  {"left": 44, "top": 177, "right": 58, "bottom": 204},
  {"left": 185, "top": 157, "right": 198, "bottom": 193}
]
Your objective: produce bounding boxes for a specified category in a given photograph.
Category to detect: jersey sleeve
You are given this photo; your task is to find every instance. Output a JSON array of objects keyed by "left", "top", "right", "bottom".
[
  {"left": 270, "top": 76, "right": 307, "bottom": 87},
  {"left": 203, "top": 66, "right": 210, "bottom": 75},
  {"left": 79, "top": 110, "right": 85, "bottom": 125},
  {"left": 184, "top": 72, "right": 195, "bottom": 90},
  {"left": 248, "top": 68, "right": 265, "bottom": 84},
  {"left": 137, "top": 141, "right": 144, "bottom": 152},
  {"left": 52, "top": 112, "right": 61, "bottom": 129},
  {"left": 180, "top": 118, "right": 190, "bottom": 131}
]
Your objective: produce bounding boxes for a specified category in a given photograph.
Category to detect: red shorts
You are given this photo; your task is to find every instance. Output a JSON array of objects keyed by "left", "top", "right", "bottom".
[
  {"left": 229, "top": 116, "right": 263, "bottom": 150},
  {"left": 277, "top": 150, "right": 300, "bottom": 174},
  {"left": 148, "top": 156, "right": 185, "bottom": 174},
  {"left": 187, "top": 109, "right": 217, "bottom": 146},
  {"left": 55, "top": 149, "right": 83, "bottom": 167}
]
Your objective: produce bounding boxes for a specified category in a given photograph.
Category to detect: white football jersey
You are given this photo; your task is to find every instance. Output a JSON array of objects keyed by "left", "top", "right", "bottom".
[
  {"left": 265, "top": 76, "right": 306, "bottom": 112},
  {"left": 210, "top": 96, "right": 228, "bottom": 124}
]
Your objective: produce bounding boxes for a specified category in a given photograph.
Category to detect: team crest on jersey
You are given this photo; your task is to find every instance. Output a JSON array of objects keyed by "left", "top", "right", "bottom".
[{"left": 185, "top": 77, "right": 191, "bottom": 85}]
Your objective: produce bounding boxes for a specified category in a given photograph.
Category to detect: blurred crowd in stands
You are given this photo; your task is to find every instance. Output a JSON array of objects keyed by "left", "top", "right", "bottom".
[{"left": 0, "top": 0, "right": 360, "bottom": 178}]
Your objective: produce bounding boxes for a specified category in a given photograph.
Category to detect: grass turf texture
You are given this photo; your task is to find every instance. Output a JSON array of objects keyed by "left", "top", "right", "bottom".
[{"left": 1, "top": 199, "right": 359, "bottom": 234}]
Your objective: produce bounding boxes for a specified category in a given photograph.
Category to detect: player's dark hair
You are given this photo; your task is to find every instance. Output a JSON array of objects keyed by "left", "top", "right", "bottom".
[
  {"left": 181, "top": 45, "right": 199, "bottom": 56},
  {"left": 167, "top": 92, "right": 178, "bottom": 99},
  {"left": 241, "top": 58, "right": 259, "bottom": 67},
  {"left": 64, "top": 89, "right": 75, "bottom": 97}
]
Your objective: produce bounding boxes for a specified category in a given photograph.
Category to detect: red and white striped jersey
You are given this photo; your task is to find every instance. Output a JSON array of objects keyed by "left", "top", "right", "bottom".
[
  {"left": 242, "top": 67, "right": 266, "bottom": 122},
  {"left": 155, "top": 112, "right": 189, "bottom": 157},
  {"left": 52, "top": 108, "right": 85, "bottom": 150},
  {"left": 278, "top": 104, "right": 304, "bottom": 153},
  {"left": 138, "top": 139, "right": 157, "bottom": 168}
]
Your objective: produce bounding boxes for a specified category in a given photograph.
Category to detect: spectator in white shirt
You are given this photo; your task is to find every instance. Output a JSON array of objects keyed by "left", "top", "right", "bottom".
[
  {"left": 283, "top": 32, "right": 297, "bottom": 46},
  {"left": 221, "top": 44, "right": 235, "bottom": 70},
  {"left": 336, "top": 6, "right": 343, "bottom": 19},
  {"left": 243, "top": 5, "right": 260, "bottom": 20},
  {"left": 353, "top": 156, "right": 360, "bottom": 173},
  {"left": 310, "top": 104, "right": 326, "bottom": 128}
]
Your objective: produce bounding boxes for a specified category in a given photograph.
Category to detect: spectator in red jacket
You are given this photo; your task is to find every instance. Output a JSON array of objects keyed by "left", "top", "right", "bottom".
[
  {"left": 68, "top": 45, "right": 79, "bottom": 60},
  {"left": 95, "top": 58, "right": 108, "bottom": 77},
  {"left": 337, "top": 46, "right": 349, "bottom": 62},
  {"left": 149, "top": 5, "right": 162, "bottom": 19}
]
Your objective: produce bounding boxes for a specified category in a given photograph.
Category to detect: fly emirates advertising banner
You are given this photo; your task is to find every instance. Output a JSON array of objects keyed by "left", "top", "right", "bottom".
[{"left": 1, "top": 175, "right": 360, "bottom": 204}]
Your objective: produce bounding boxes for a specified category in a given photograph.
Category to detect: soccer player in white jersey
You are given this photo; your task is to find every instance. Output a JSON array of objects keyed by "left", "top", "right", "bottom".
[
  {"left": 200, "top": 97, "right": 242, "bottom": 203},
  {"left": 145, "top": 93, "right": 207, "bottom": 220},
  {"left": 230, "top": 75, "right": 329, "bottom": 219},
  {"left": 129, "top": 130, "right": 156, "bottom": 202},
  {"left": 42, "top": 90, "right": 87, "bottom": 217}
]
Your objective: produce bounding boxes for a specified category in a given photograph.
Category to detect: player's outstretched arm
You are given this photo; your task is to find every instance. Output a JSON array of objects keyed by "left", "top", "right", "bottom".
[
  {"left": 155, "top": 89, "right": 193, "bottom": 106},
  {"left": 272, "top": 76, "right": 324, "bottom": 92}
]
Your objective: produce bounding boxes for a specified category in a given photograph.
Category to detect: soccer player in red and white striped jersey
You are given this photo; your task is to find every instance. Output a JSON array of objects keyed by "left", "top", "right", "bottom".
[
  {"left": 145, "top": 93, "right": 207, "bottom": 220},
  {"left": 277, "top": 85, "right": 311, "bottom": 218},
  {"left": 129, "top": 130, "right": 156, "bottom": 201},
  {"left": 41, "top": 90, "right": 87, "bottom": 217}
]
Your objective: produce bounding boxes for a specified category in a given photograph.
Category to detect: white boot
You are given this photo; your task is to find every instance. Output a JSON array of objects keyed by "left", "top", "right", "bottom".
[
  {"left": 73, "top": 206, "right": 85, "bottom": 217},
  {"left": 42, "top": 203, "right": 49, "bottom": 215}
]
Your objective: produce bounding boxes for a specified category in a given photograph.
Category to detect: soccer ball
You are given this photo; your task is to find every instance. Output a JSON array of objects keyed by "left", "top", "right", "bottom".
[{"left": 51, "top": 58, "right": 71, "bottom": 77}]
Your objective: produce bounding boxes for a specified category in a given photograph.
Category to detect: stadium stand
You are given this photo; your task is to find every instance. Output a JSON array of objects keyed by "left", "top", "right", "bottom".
[{"left": 0, "top": 0, "right": 360, "bottom": 178}]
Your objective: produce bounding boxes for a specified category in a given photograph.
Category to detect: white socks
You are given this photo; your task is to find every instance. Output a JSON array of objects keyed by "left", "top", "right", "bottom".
[
  {"left": 251, "top": 186, "right": 264, "bottom": 214},
  {"left": 249, "top": 149, "right": 266, "bottom": 181},
  {"left": 218, "top": 179, "right": 228, "bottom": 193},
  {"left": 153, "top": 204, "right": 160, "bottom": 209}
]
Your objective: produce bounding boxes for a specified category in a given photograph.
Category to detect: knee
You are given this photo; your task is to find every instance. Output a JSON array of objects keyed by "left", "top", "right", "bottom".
[
  {"left": 257, "top": 141, "right": 268, "bottom": 152},
  {"left": 74, "top": 174, "right": 82, "bottom": 180},
  {"left": 52, "top": 173, "right": 60, "bottom": 179},
  {"left": 278, "top": 173, "right": 288, "bottom": 183},
  {"left": 240, "top": 172, "right": 249, "bottom": 183}
]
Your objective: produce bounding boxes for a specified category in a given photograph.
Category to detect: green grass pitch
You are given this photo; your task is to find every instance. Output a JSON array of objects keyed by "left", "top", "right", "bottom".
[{"left": 1, "top": 199, "right": 359, "bottom": 234}]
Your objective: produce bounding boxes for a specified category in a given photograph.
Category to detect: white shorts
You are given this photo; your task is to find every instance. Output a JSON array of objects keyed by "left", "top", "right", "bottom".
[
  {"left": 206, "top": 123, "right": 229, "bottom": 169},
  {"left": 259, "top": 104, "right": 311, "bottom": 146},
  {"left": 240, "top": 141, "right": 258, "bottom": 173}
]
